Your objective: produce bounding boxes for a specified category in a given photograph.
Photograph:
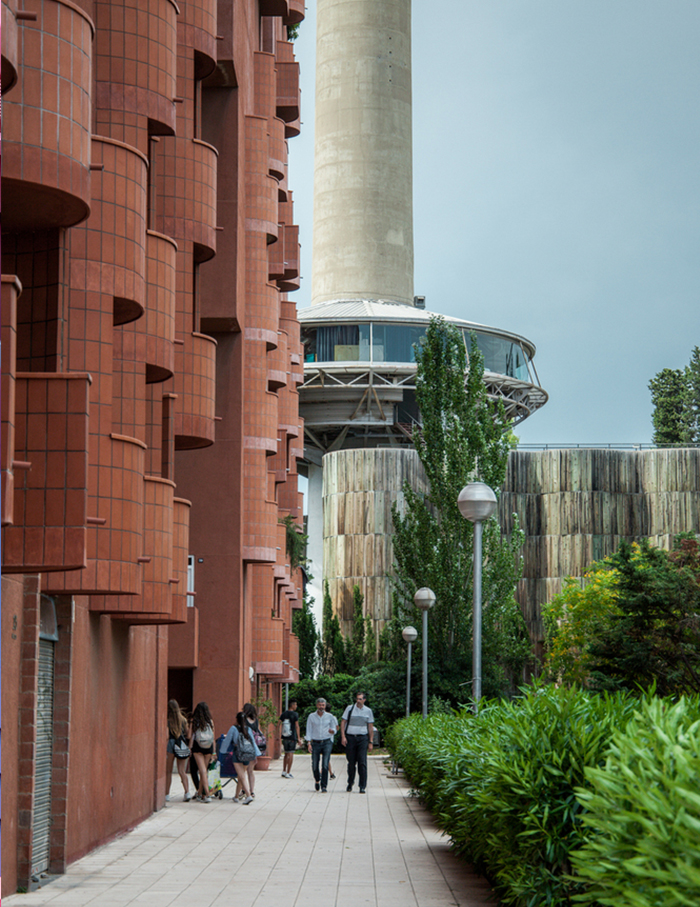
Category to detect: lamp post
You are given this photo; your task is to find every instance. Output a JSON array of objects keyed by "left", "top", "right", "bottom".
[
  {"left": 401, "top": 626, "right": 418, "bottom": 717},
  {"left": 414, "top": 587, "right": 436, "bottom": 718},
  {"left": 457, "top": 482, "right": 497, "bottom": 713}
]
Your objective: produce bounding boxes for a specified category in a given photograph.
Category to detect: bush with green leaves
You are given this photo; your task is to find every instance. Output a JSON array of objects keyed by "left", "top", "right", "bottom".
[
  {"left": 572, "top": 695, "right": 700, "bottom": 907},
  {"left": 387, "top": 684, "right": 638, "bottom": 907}
]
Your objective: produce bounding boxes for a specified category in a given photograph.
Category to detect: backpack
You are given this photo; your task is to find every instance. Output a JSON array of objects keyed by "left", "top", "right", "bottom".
[
  {"left": 235, "top": 730, "right": 256, "bottom": 763},
  {"left": 195, "top": 724, "right": 214, "bottom": 748},
  {"left": 252, "top": 727, "right": 266, "bottom": 752},
  {"left": 281, "top": 717, "right": 292, "bottom": 738}
]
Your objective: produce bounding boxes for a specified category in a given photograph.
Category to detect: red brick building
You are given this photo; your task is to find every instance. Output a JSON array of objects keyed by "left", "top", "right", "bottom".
[{"left": 1, "top": 0, "right": 305, "bottom": 893}]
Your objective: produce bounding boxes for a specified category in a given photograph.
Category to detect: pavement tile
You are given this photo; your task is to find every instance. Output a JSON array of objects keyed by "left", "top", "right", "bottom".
[{"left": 5, "top": 757, "right": 498, "bottom": 907}]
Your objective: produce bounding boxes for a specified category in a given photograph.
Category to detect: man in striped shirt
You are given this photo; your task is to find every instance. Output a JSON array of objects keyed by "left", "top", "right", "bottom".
[{"left": 305, "top": 698, "right": 338, "bottom": 792}]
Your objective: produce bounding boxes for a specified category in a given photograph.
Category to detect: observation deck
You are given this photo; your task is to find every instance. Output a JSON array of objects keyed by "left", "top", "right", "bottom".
[{"left": 298, "top": 299, "right": 548, "bottom": 462}]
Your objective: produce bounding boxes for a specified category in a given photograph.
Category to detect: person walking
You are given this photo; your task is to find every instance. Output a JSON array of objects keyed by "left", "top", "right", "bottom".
[
  {"left": 189, "top": 701, "right": 215, "bottom": 802},
  {"left": 340, "top": 692, "right": 374, "bottom": 793},
  {"left": 305, "top": 698, "right": 337, "bottom": 792},
  {"left": 221, "top": 711, "right": 261, "bottom": 805},
  {"left": 165, "top": 699, "right": 192, "bottom": 801},
  {"left": 280, "top": 698, "right": 302, "bottom": 778},
  {"left": 233, "top": 702, "right": 262, "bottom": 800}
]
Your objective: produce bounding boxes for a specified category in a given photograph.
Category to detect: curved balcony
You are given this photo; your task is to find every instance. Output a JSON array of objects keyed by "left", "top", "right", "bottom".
[
  {"left": 267, "top": 332, "right": 288, "bottom": 391},
  {"left": 284, "top": 115, "right": 301, "bottom": 140},
  {"left": 144, "top": 231, "right": 177, "bottom": 383},
  {"left": 2, "top": 0, "right": 93, "bottom": 232},
  {"left": 276, "top": 41, "right": 300, "bottom": 124},
  {"left": 102, "top": 476, "right": 176, "bottom": 620},
  {"left": 94, "top": 0, "right": 178, "bottom": 136},
  {"left": 173, "top": 331, "right": 217, "bottom": 449},
  {"left": 178, "top": 0, "right": 217, "bottom": 79},
  {"left": 284, "top": 0, "right": 305, "bottom": 26},
  {"left": 243, "top": 383, "right": 279, "bottom": 457},
  {"left": 43, "top": 433, "right": 145, "bottom": 596},
  {"left": 254, "top": 52, "right": 276, "bottom": 120},
  {"left": 268, "top": 117, "right": 287, "bottom": 182},
  {"left": 242, "top": 470, "right": 278, "bottom": 563},
  {"left": 277, "top": 381, "right": 301, "bottom": 441},
  {"left": 156, "top": 137, "right": 218, "bottom": 262},
  {"left": 244, "top": 279, "right": 281, "bottom": 347},
  {"left": 245, "top": 116, "right": 279, "bottom": 245},
  {"left": 277, "top": 223, "right": 300, "bottom": 292},
  {"left": 68, "top": 137, "right": 148, "bottom": 326},
  {"left": 2, "top": 372, "right": 90, "bottom": 573},
  {"left": 2, "top": 0, "right": 19, "bottom": 94}
]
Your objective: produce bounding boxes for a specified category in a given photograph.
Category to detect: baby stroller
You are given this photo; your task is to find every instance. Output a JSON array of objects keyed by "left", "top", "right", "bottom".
[{"left": 214, "top": 733, "right": 238, "bottom": 798}]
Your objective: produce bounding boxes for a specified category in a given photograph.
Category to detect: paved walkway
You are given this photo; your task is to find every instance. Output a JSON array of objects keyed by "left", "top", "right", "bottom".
[{"left": 6, "top": 756, "right": 497, "bottom": 907}]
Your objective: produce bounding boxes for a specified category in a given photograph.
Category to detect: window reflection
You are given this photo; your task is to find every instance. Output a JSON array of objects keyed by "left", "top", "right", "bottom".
[
  {"left": 300, "top": 322, "right": 530, "bottom": 381},
  {"left": 372, "top": 324, "right": 426, "bottom": 362}
]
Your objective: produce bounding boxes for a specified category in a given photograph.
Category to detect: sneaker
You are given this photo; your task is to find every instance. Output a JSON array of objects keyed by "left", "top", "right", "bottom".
[
  {"left": 242, "top": 795, "right": 254, "bottom": 805},
  {"left": 202, "top": 795, "right": 212, "bottom": 803},
  {"left": 359, "top": 789, "right": 366, "bottom": 794},
  {"left": 184, "top": 791, "right": 192, "bottom": 802},
  {"left": 281, "top": 772, "right": 289, "bottom": 778},
  {"left": 346, "top": 784, "right": 353, "bottom": 792},
  {"left": 321, "top": 788, "right": 327, "bottom": 793},
  {"left": 165, "top": 794, "right": 171, "bottom": 801},
  {"left": 286, "top": 773, "right": 293, "bottom": 779},
  {"left": 250, "top": 792, "right": 255, "bottom": 799},
  {"left": 315, "top": 781, "right": 320, "bottom": 791}
]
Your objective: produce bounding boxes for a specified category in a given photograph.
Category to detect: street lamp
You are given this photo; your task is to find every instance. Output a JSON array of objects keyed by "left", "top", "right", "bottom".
[
  {"left": 457, "top": 482, "right": 498, "bottom": 712},
  {"left": 401, "top": 626, "right": 418, "bottom": 717},
  {"left": 414, "top": 587, "right": 436, "bottom": 718}
]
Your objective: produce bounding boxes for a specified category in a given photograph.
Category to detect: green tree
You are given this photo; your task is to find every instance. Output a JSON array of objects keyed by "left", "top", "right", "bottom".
[
  {"left": 685, "top": 345, "right": 700, "bottom": 443},
  {"left": 347, "top": 584, "right": 366, "bottom": 666},
  {"left": 391, "top": 317, "right": 530, "bottom": 703},
  {"left": 587, "top": 537, "right": 700, "bottom": 696},
  {"left": 320, "top": 580, "right": 346, "bottom": 675},
  {"left": 649, "top": 366, "right": 691, "bottom": 445},
  {"left": 364, "top": 613, "right": 377, "bottom": 664},
  {"left": 292, "top": 590, "right": 319, "bottom": 681}
]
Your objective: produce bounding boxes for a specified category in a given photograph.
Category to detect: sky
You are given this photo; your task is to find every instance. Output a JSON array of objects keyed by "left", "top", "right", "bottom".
[{"left": 288, "top": 1, "right": 700, "bottom": 445}]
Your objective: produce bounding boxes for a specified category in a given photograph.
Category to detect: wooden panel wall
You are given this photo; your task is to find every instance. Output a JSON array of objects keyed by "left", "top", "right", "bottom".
[{"left": 323, "top": 447, "right": 700, "bottom": 648}]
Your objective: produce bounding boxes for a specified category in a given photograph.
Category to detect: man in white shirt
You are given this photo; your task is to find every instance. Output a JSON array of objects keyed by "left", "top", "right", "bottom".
[
  {"left": 340, "top": 692, "right": 374, "bottom": 793},
  {"left": 305, "top": 698, "right": 338, "bottom": 792}
]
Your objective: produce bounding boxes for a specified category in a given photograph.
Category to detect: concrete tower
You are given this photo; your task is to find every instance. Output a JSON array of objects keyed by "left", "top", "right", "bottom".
[
  {"left": 312, "top": 0, "right": 414, "bottom": 307},
  {"left": 302, "top": 1, "right": 547, "bottom": 640}
]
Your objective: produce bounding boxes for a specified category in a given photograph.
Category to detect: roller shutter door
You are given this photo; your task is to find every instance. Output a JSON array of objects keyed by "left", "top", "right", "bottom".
[{"left": 32, "top": 638, "right": 55, "bottom": 876}]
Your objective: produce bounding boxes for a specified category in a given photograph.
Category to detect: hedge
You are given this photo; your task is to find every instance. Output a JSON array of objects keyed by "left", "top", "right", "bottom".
[{"left": 387, "top": 685, "right": 639, "bottom": 906}]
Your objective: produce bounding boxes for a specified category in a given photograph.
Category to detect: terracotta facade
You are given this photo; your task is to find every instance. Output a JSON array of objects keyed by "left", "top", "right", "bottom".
[{"left": 1, "top": 0, "right": 305, "bottom": 894}]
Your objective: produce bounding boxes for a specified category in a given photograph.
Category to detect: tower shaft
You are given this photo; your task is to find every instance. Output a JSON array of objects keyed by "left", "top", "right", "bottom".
[{"left": 312, "top": 0, "right": 414, "bottom": 307}]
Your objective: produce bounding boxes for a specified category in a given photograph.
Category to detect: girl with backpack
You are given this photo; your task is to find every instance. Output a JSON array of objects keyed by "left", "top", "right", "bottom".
[
  {"left": 189, "top": 701, "right": 215, "bottom": 802},
  {"left": 166, "top": 699, "right": 192, "bottom": 802},
  {"left": 221, "top": 711, "right": 261, "bottom": 804}
]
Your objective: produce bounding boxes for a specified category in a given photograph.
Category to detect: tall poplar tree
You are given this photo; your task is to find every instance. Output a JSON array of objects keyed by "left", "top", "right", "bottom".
[
  {"left": 685, "top": 346, "right": 700, "bottom": 443},
  {"left": 391, "top": 317, "right": 530, "bottom": 702},
  {"left": 649, "top": 367, "right": 691, "bottom": 446}
]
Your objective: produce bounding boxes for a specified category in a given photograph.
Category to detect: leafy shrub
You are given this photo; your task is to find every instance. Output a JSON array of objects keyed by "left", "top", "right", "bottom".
[
  {"left": 387, "top": 684, "right": 637, "bottom": 907},
  {"left": 572, "top": 695, "right": 700, "bottom": 906}
]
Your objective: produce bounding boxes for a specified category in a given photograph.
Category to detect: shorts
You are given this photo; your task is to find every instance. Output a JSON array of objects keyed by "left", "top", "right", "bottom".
[
  {"left": 282, "top": 737, "right": 297, "bottom": 753},
  {"left": 166, "top": 738, "right": 176, "bottom": 755},
  {"left": 192, "top": 741, "right": 213, "bottom": 756}
]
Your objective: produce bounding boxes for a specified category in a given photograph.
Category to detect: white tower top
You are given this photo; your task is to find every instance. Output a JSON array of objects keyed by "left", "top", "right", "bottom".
[{"left": 311, "top": 0, "right": 414, "bottom": 307}]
